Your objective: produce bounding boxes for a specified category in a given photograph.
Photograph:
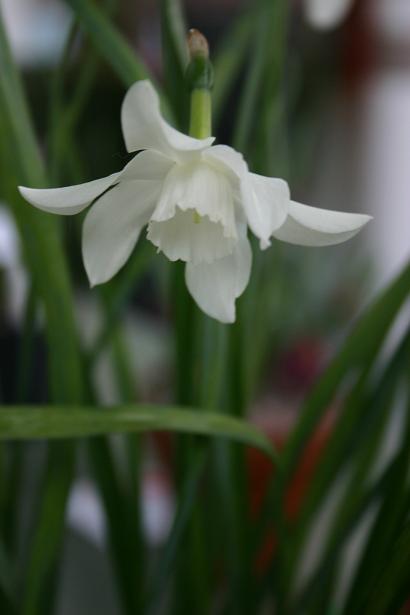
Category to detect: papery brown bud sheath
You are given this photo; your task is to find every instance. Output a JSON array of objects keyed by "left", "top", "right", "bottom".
[{"left": 187, "top": 28, "right": 209, "bottom": 60}]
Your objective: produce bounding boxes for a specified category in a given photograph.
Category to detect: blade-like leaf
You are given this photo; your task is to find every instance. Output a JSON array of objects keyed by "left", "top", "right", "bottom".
[
  {"left": 0, "top": 13, "right": 85, "bottom": 615},
  {"left": 286, "top": 331, "right": 409, "bottom": 590},
  {"left": 88, "top": 242, "right": 155, "bottom": 362},
  {"left": 160, "top": 0, "right": 188, "bottom": 129},
  {"left": 364, "top": 521, "right": 410, "bottom": 615},
  {"left": 232, "top": 3, "right": 270, "bottom": 153},
  {"left": 343, "top": 366, "right": 410, "bottom": 614},
  {"left": 212, "top": 10, "right": 254, "bottom": 125},
  {"left": 64, "top": 0, "right": 157, "bottom": 89},
  {"left": 252, "top": 260, "right": 410, "bottom": 609},
  {"left": 0, "top": 406, "right": 277, "bottom": 462},
  {"left": 279, "top": 260, "right": 410, "bottom": 492},
  {"left": 0, "top": 9, "right": 83, "bottom": 404},
  {"left": 143, "top": 446, "right": 208, "bottom": 615},
  {"left": 290, "top": 330, "right": 410, "bottom": 613},
  {"left": 232, "top": 0, "right": 288, "bottom": 158},
  {"left": 293, "top": 457, "right": 407, "bottom": 615},
  {"left": 0, "top": 541, "right": 15, "bottom": 612},
  {"left": 255, "top": 261, "right": 410, "bottom": 540}
]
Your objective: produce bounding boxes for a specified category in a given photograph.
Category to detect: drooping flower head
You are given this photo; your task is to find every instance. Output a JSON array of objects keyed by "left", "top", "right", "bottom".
[{"left": 19, "top": 80, "right": 370, "bottom": 323}]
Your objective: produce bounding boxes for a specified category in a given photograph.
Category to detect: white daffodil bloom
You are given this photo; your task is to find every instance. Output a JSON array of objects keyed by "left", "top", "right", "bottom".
[
  {"left": 305, "top": 0, "right": 354, "bottom": 29},
  {"left": 19, "top": 80, "right": 370, "bottom": 324}
]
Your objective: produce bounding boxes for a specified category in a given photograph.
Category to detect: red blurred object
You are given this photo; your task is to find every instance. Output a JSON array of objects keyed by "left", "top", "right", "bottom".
[
  {"left": 248, "top": 409, "right": 334, "bottom": 572},
  {"left": 276, "top": 336, "right": 328, "bottom": 394}
]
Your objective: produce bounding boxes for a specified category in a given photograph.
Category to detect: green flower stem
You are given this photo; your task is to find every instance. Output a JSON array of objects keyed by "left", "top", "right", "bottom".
[
  {"left": 187, "top": 29, "right": 252, "bottom": 612},
  {"left": 187, "top": 28, "right": 213, "bottom": 140},
  {"left": 169, "top": 32, "right": 214, "bottom": 614},
  {"left": 189, "top": 88, "right": 212, "bottom": 139}
]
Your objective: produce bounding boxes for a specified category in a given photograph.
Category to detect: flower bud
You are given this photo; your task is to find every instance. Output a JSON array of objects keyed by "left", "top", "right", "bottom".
[{"left": 185, "top": 29, "right": 213, "bottom": 91}]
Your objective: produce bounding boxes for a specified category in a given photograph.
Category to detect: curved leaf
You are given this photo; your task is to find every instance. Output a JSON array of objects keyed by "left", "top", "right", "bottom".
[{"left": 0, "top": 405, "right": 277, "bottom": 462}]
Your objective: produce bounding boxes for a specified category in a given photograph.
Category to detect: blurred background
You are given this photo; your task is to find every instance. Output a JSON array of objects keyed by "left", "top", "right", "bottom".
[{"left": 0, "top": 0, "right": 409, "bottom": 613}]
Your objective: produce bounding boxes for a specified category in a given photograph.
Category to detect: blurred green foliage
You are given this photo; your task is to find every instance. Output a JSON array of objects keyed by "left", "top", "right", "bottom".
[{"left": 0, "top": 1, "right": 409, "bottom": 614}]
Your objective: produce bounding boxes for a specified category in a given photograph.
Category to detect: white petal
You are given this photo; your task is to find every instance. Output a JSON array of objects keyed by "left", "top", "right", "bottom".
[
  {"left": 203, "top": 144, "right": 248, "bottom": 178},
  {"left": 121, "top": 80, "right": 214, "bottom": 160},
  {"left": 246, "top": 173, "right": 290, "bottom": 249},
  {"left": 82, "top": 180, "right": 161, "bottom": 285},
  {"left": 147, "top": 161, "right": 237, "bottom": 264},
  {"left": 305, "top": 0, "right": 354, "bottom": 29},
  {"left": 185, "top": 237, "right": 252, "bottom": 323},
  {"left": 272, "top": 200, "right": 372, "bottom": 247},
  {"left": 204, "top": 146, "right": 290, "bottom": 248},
  {"left": 18, "top": 173, "right": 120, "bottom": 215},
  {"left": 120, "top": 149, "right": 174, "bottom": 181}
]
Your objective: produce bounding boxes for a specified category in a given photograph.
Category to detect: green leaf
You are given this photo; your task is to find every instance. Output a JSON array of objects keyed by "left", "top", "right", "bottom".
[
  {"left": 252, "top": 260, "right": 410, "bottom": 609},
  {"left": 255, "top": 263, "right": 410, "bottom": 534},
  {"left": 0, "top": 18, "right": 44, "bottom": 185},
  {"left": 272, "top": 265, "right": 410, "bottom": 602},
  {"left": 289, "top": 330, "right": 410, "bottom": 613},
  {"left": 22, "top": 445, "right": 75, "bottom": 615},
  {"left": 0, "top": 13, "right": 84, "bottom": 615},
  {"left": 160, "top": 0, "right": 188, "bottom": 129},
  {"left": 232, "top": 0, "right": 288, "bottom": 158},
  {"left": 40, "top": 7, "right": 153, "bottom": 609},
  {"left": 0, "top": 12, "right": 84, "bottom": 405},
  {"left": 86, "top": 438, "right": 142, "bottom": 615},
  {"left": 364, "top": 520, "right": 410, "bottom": 615},
  {"left": 172, "top": 262, "right": 199, "bottom": 406},
  {"left": 342, "top": 360, "right": 410, "bottom": 615},
  {"left": 143, "top": 446, "right": 208, "bottom": 614},
  {"left": 64, "top": 0, "right": 156, "bottom": 89},
  {"left": 101, "top": 323, "right": 145, "bottom": 613},
  {"left": 293, "top": 457, "right": 406, "bottom": 615},
  {"left": 0, "top": 541, "right": 16, "bottom": 612},
  {"left": 0, "top": 406, "right": 277, "bottom": 462},
  {"left": 280, "top": 260, "right": 410, "bottom": 493},
  {"left": 232, "top": 4, "right": 270, "bottom": 153},
  {"left": 88, "top": 242, "right": 155, "bottom": 362},
  {"left": 212, "top": 11, "right": 254, "bottom": 125}
]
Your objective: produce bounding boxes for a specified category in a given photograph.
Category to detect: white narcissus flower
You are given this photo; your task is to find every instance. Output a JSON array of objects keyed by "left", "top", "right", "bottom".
[
  {"left": 19, "top": 80, "right": 370, "bottom": 324},
  {"left": 304, "top": 0, "right": 354, "bottom": 29}
]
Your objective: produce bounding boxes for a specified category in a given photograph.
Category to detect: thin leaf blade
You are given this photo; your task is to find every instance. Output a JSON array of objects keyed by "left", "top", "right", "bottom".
[{"left": 0, "top": 405, "right": 277, "bottom": 462}]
